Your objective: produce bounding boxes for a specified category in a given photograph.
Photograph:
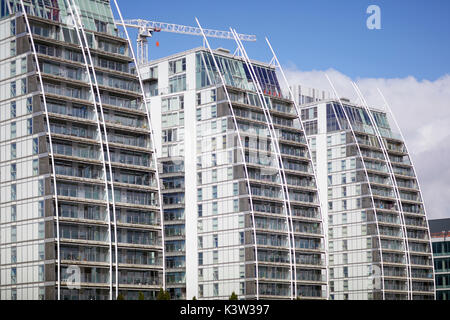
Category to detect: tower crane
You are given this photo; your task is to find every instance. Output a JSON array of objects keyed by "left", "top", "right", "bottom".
[{"left": 115, "top": 19, "right": 257, "bottom": 65}]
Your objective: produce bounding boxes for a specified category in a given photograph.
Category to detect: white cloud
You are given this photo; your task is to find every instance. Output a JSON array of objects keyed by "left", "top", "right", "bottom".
[{"left": 283, "top": 66, "right": 450, "bottom": 220}]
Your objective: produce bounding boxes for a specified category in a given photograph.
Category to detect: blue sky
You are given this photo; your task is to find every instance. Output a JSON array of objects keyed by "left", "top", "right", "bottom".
[
  {"left": 117, "top": 0, "right": 450, "bottom": 219},
  {"left": 119, "top": 0, "right": 450, "bottom": 81}
]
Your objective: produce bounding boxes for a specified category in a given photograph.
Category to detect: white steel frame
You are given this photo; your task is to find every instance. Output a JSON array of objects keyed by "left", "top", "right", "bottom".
[
  {"left": 351, "top": 82, "right": 413, "bottom": 299},
  {"left": 230, "top": 29, "right": 297, "bottom": 299},
  {"left": 377, "top": 88, "right": 436, "bottom": 300},
  {"left": 17, "top": 0, "right": 63, "bottom": 300},
  {"left": 113, "top": 0, "right": 166, "bottom": 292},
  {"left": 195, "top": 17, "right": 260, "bottom": 299},
  {"left": 265, "top": 38, "right": 329, "bottom": 300},
  {"left": 65, "top": 0, "right": 117, "bottom": 300},
  {"left": 324, "top": 74, "right": 386, "bottom": 299}
]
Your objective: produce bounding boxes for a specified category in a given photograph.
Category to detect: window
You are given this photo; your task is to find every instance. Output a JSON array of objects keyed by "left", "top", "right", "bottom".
[
  {"left": 11, "top": 163, "right": 17, "bottom": 180},
  {"left": 213, "top": 267, "right": 219, "bottom": 281},
  {"left": 11, "top": 205, "right": 17, "bottom": 222},
  {"left": 327, "top": 136, "right": 332, "bottom": 146},
  {"left": 21, "top": 57, "right": 27, "bottom": 74},
  {"left": 32, "top": 159, "right": 39, "bottom": 176},
  {"left": 21, "top": 78, "right": 27, "bottom": 94},
  {"left": 38, "top": 179, "right": 44, "bottom": 196},
  {"left": 342, "top": 226, "right": 347, "bottom": 237},
  {"left": 239, "top": 232, "right": 244, "bottom": 245},
  {"left": 342, "top": 200, "right": 347, "bottom": 210},
  {"left": 38, "top": 265, "right": 44, "bottom": 281},
  {"left": 212, "top": 202, "right": 218, "bottom": 215},
  {"left": 38, "top": 288, "right": 45, "bottom": 300},
  {"left": 213, "top": 234, "right": 218, "bottom": 248},
  {"left": 361, "top": 211, "right": 366, "bottom": 221},
  {"left": 38, "top": 243, "right": 45, "bottom": 260},
  {"left": 10, "top": 19, "right": 15, "bottom": 35},
  {"left": 198, "top": 285, "right": 204, "bottom": 298},
  {"left": 11, "top": 143, "right": 17, "bottom": 159},
  {"left": 212, "top": 185, "right": 218, "bottom": 199},
  {"left": 212, "top": 169, "right": 217, "bottom": 182},
  {"left": 212, "top": 218, "right": 218, "bottom": 231},
  {"left": 38, "top": 222, "right": 45, "bottom": 239},
  {"left": 10, "top": 101, "right": 16, "bottom": 118},
  {"left": 233, "top": 183, "right": 239, "bottom": 196},
  {"left": 10, "top": 40, "right": 16, "bottom": 56},
  {"left": 11, "top": 121, "right": 16, "bottom": 138},
  {"left": 198, "top": 204, "right": 202, "bottom": 217},
  {"left": 197, "top": 188, "right": 202, "bottom": 201},
  {"left": 11, "top": 247, "right": 17, "bottom": 263},
  {"left": 11, "top": 267, "right": 17, "bottom": 284},
  {"left": 222, "top": 118, "right": 227, "bottom": 132},
  {"left": 11, "top": 184, "right": 17, "bottom": 201},
  {"left": 213, "top": 250, "right": 218, "bottom": 263},
  {"left": 341, "top": 174, "right": 346, "bottom": 184},
  {"left": 213, "top": 283, "right": 219, "bottom": 297},
  {"left": 10, "top": 81, "right": 16, "bottom": 97},
  {"left": 233, "top": 199, "right": 239, "bottom": 212},
  {"left": 228, "top": 167, "right": 233, "bottom": 180},
  {"left": 27, "top": 118, "right": 33, "bottom": 134},
  {"left": 11, "top": 289, "right": 17, "bottom": 300},
  {"left": 11, "top": 226, "right": 17, "bottom": 242},
  {"left": 33, "top": 138, "right": 38, "bottom": 155},
  {"left": 198, "top": 236, "right": 203, "bottom": 249},
  {"left": 341, "top": 160, "right": 346, "bottom": 170},
  {"left": 198, "top": 252, "right": 203, "bottom": 265},
  {"left": 343, "top": 240, "right": 348, "bottom": 251},
  {"left": 27, "top": 97, "right": 33, "bottom": 113}
]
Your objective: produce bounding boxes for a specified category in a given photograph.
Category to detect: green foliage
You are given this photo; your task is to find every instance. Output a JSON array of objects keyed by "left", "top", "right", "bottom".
[
  {"left": 156, "top": 288, "right": 171, "bottom": 300},
  {"left": 138, "top": 292, "right": 145, "bottom": 300},
  {"left": 229, "top": 292, "right": 238, "bottom": 300},
  {"left": 117, "top": 294, "right": 125, "bottom": 300},
  {"left": 192, "top": 296, "right": 197, "bottom": 300}
]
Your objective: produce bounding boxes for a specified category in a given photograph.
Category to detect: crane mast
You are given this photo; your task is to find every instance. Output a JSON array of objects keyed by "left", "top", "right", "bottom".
[{"left": 115, "top": 19, "right": 257, "bottom": 65}]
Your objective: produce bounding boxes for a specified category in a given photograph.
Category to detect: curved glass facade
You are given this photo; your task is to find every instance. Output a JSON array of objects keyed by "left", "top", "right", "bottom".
[
  {"left": 142, "top": 47, "right": 327, "bottom": 300},
  {"left": 0, "top": 0, "right": 164, "bottom": 300},
  {"left": 302, "top": 96, "right": 435, "bottom": 300}
]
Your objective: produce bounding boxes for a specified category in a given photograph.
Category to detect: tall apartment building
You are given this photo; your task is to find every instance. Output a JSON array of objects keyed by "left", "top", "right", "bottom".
[
  {"left": 299, "top": 95, "right": 435, "bottom": 299},
  {"left": 429, "top": 218, "right": 450, "bottom": 300},
  {"left": 0, "top": 0, "right": 164, "bottom": 300},
  {"left": 140, "top": 47, "right": 327, "bottom": 300}
]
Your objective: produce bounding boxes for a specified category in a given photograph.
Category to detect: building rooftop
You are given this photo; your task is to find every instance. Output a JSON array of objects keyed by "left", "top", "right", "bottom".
[
  {"left": 140, "top": 46, "right": 274, "bottom": 70},
  {"left": 429, "top": 218, "right": 450, "bottom": 238}
]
